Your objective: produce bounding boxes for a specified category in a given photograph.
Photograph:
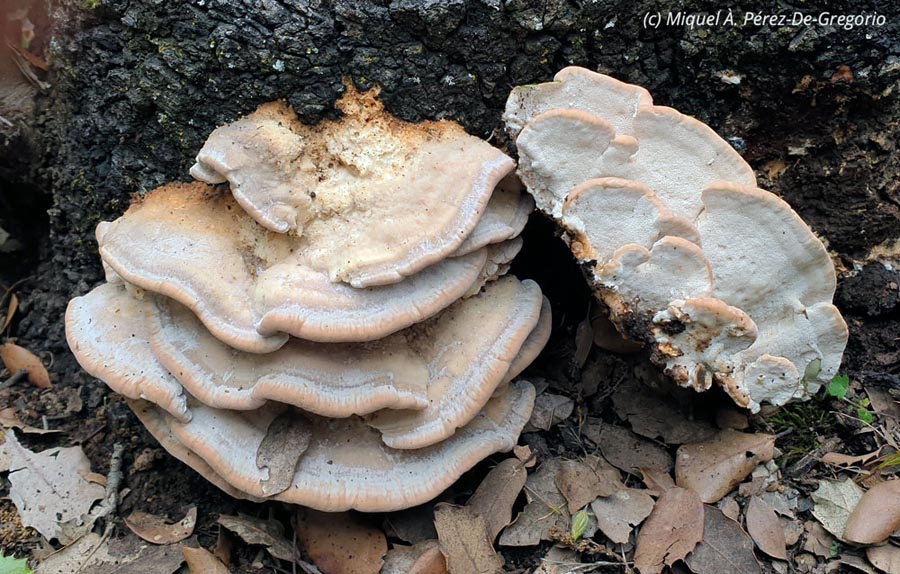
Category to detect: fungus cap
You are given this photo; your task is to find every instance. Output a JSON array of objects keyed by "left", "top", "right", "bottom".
[
  {"left": 365, "top": 277, "right": 544, "bottom": 449},
  {"left": 65, "top": 283, "right": 190, "bottom": 423},
  {"left": 98, "top": 183, "right": 514, "bottom": 351},
  {"left": 191, "top": 88, "right": 515, "bottom": 287},
  {"left": 130, "top": 381, "right": 535, "bottom": 512},
  {"left": 145, "top": 276, "right": 542, "bottom": 420}
]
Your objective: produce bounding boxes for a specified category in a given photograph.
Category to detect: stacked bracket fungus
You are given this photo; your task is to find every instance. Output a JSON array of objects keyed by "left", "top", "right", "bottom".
[
  {"left": 505, "top": 67, "right": 848, "bottom": 412},
  {"left": 66, "top": 86, "right": 550, "bottom": 511}
]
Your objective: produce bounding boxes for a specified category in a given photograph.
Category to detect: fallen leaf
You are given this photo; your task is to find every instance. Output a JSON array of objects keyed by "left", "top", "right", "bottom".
[
  {"left": 640, "top": 467, "right": 676, "bottom": 496},
  {"left": 719, "top": 496, "right": 740, "bottom": 521},
  {"left": 716, "top": 408, "right": 749, "bottom": 430},
  {"left": 466, "top": 458, "right": 527, "bottom": 540},
  {"left": 675, "top": 430, "right": 775, "bottom": 503},
  {"left": 554, "top": 455, "right": 622, "bottom": 513},
  {"left": 820, "top": 449, "right": 884, "bottom": 467},
  {"left": 633, "top": 487, "right": 704, "bottom": 574},
  {"left": 513, "top": 444, "right": 536, "bottom": 467},
  {"left": 574, "top": 316, "right": 593, "bottom": 368},
  {"left": 126, "top": 506, "right": 197, "bottom": 545},
  {"left": 383, "top": 505, "right": 438, "bottom": 544},
  {"left": 212, "top": 528, "right": 233, "bottom": 568},
  {"left": 533, "top": 546, "right": 582, "bottom": 574},
  {"left": 296, "top": 509, "right": 386, "bottom": 574},
  {"left": 433, "top": 504, "right": 503, "bottom": 574},
  {"left": 256, "top": 412, "right": 311, "bottom": 496},
  {"left": 34, "top": 532, "right": 186, "bottom": 574},
  {"left": 0, "top": 408, "right": 62, "bottom": 435},
  {"left": 2, "top": 293, "right": 18, "bottom": 334},
  {"left": 802, "top": 520, "right": 837, "bottom": 557},
  {"left": 183, "top": 547, "right": 231, "bottom": 574},
  {"left": 584, "top": 419, "right": 673, "bottom": 474},
  {"left": 590, "top": 487, "right": 655, "bottom": 544},
  {"left": 381, "top": 540, "right": 447, "bottom": 574},
  {"left": 524, "top": 393, "right": 574, "bottom": 432},
  {"left": 811, "top": 478, "right": 864, "bottom": 539},
  {"left": 782, "top": 517, "right": 804, "bottom": 546},
  {"left": 0, "top": 554, "right": 31, "bottom": 574},
  {"left": 868, "top": 544, "right": 900, "bottom": 574},
  {"left": 217, "top": 514, "right": 294, "bottom": 562},
  {"left": 0, "top": 343, "right": 49, "bottom": 388},
  {"left": 844, "top": 480, "right": 900, "bottom": 544},
  {"left": 611, "top": 379, "right": 716, "bottom": 444},
  {"left": 746, "top": 496, "right": 787, "bottom": 559},
  {"left": 499, "top": 458, "right": 568, "bottom": 547},
  {"left": 5, "top": 432, "right": 105, "bottom": 543},
  {"left": 686, "top": 506, "right": 761, "bottom": 574},
  {"left": 841, "top": 555, "right": 878, "bottom": 574},
  {"left": 759, "top": 488, "right": 800, "bottom": 517}
]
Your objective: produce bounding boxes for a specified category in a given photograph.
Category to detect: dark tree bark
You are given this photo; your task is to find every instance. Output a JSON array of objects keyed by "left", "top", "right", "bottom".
[{"left": 3, "top": 0, "right": 900, "bottom": 400}]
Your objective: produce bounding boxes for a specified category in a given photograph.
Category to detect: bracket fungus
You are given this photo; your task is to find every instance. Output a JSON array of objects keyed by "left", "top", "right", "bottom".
[
  {"left": 66, "top": 86, "right": 549, "bottom": 511},
  {"left": 505, "top": 67, "right": 847, "bottom": 412}
]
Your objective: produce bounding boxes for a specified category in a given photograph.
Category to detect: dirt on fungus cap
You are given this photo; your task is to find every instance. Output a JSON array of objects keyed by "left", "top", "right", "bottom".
[
  {"left": 97, "top": 183, "right": 519, "bottom": 352},
  {"left": 190, "top": 86, "right": 515, "bottom": 288},
  {"left": 143, "top": 276, "right": 543, "bottom": 421},
  {"left": 129, "top": 381, "right": 536, "bottom": 512}
]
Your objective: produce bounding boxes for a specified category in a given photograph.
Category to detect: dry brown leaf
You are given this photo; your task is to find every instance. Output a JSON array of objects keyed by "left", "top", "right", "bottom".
[
  {"left": 35, "top": 532, "right": 187, "bottom": 574},
  {"left": 844, "top": 480, "right": 900, "bottom": 544},
  {"left": 686, "top": 506, "right": 761, "bottom": 574},
  {"left": 0, "top": 407, "right": 62, "bottom": 435},
  {"left": 554, "top": 455, "right": 622, "bottom": 513},
  {"left": 584, "top": 419, "right": 673, "bottom": 474},
  {"left": 716, "top": 408, "right": 749, "bottom": 430},
  {"left": 590, "top": 487, "right": 655, "bottom": 544},
  {"left": 381, "top": 540, "right": 447, "bottom": 574},
  {"left": 868, "top": 544, "right": 900, "bottom": 574},
  {"left": 126, "top": 506, "right": 197, "bottom": 545},
  {"left": 524, "top": 393, "right": 574, "bottom": 432},
  {"left": 213, "top": 528, "right": 234, "bottom": 568},
  {"left": 811, "top": 477, "right": 864, "bottom": 539},
  {"left": 256, "top": 412, "right": 311, "bottom": 496},
  {"left": 781, "top": 517, "right": 803, "bottom": 546},
  {"left": 434, "top": 504, "right": 503, "bottom": 574},
  {"left": 383, "top": 505, "right": 438, "bottom": 544},
  {"left": 841, "top": 554, "right": 879, "bottom": 574},
  {"left": 746, "top": 496, "right": 787, "bottom": 560},
  {"left": 499, "top": 458, "right": 568, "bottom": 547},
  {"left": 296, "top": 509, "right": 387, "bottom": 574},
  {"left": 533, "top": 546, "right": 582, "bottom": 574},
  {"left": 5, "top": 431, "right": 105, "bottom": 543},
  {"left": 820, "top": 449, "right": 884, "bottom": 467},
  {"left": 183, "top": 546, "right": 231, "bottom": 574},
  {"left": 217, "top": 513, "right": 294, "bottom": 562},
  {"left": 574, "top": 316, "right": 593, "bottom": 368},
  {"left": 640, "top": 467, "right": 676, "bottom": 497},
  {"left": 633, "top": 487, "right": 704, "bottom": 574},
  {"left": 719, "top": 495, "right": 741, "bottom": 521},
  {"left": 0, "top": 342, "right": 50, "bottom": 388},
  {"left": 802, "top": 520, "right": 836, "bottom": 557},
  {"left": 675, "top": 430, "right": 775, "bottom": 503},
  {"left": 867, "top": 387, "right": 900, "bottom": 438},
  {"left": 611, "top": 379, "right": 716, "bottom": 444},
  {"left": 513, "top": 444, "right": 536, "bottom": 467},
  {"left": 466, "top": 458, "right": 527, "bottom": 540},
  {"left": 2, "top": 293, "right": 18, "bottom": 333}
]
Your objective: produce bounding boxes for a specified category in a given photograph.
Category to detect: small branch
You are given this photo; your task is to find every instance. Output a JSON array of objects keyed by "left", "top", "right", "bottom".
[{"left": 0, "top": 370, "right": 27, "bottom": 390}]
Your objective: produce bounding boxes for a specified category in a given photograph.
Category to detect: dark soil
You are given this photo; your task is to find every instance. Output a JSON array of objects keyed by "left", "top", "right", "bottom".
[{"left": 2, "top": 0, "right": 900, "bottom": 571}]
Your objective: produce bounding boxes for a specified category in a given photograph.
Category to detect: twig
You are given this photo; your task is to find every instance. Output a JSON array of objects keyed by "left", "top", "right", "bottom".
[
  {"left": 0, "top": 115, "right": 12, "bottom": 128},
  {"left": 93, "top": 443, "right": 126, "bottom": 535},
  {"left": 0, "top": 370, "right": 27, "bottom": 390}
]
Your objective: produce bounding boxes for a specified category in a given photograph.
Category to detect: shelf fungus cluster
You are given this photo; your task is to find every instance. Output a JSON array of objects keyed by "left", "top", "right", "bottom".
[
  {"left": 505, "top": 67, "right": 848, "bottom": 412},
  {"left": 66, "top": 87, "right": 550, "bottom": 511}
]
